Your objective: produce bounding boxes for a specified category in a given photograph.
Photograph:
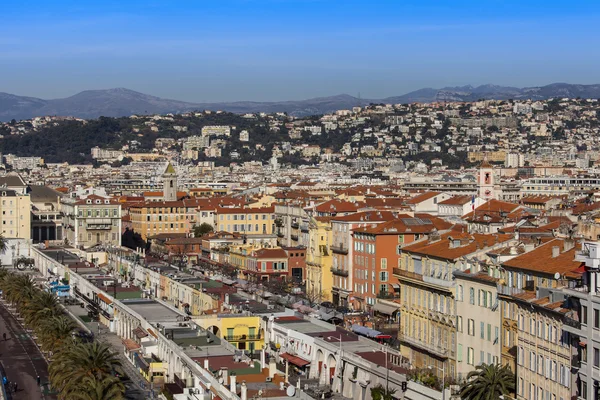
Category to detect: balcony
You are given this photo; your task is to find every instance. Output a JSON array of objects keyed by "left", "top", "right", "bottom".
[
  {"left": 423, "top": 275, "right": 453, "bottom": 289},
  {"left": 300, "top": 225, "right": 309, "bottom": 233},
  {"left": 224, "top": 334, "right": 262, "bottom": 341},
  {"left": 291, "top": 222, "right": 299, "bottom": 229},
  {"left": 331, "top": 267, "right": 349, "bottom": 277},
  {"left": 377, "top": 292, "right": 400, "bottom": 300},
  {"left": 399, "top": 333, "right": 449, "bottom": 359},
  {"left": 572, "top": 354, "right": 581, "bottom": 369},
  {"left": 276, "top": 231, "right": 284, "bottom": 238},
  {"left": 291, "top": 235, "right": 299, "bottom": 241},
  {"left": 331, "top": 244, "right": 348, "bottom": 255},
  {"left": 393, "top": 268, "right": 423, "bottom": 282},
  {"left": 562, "top": 316, "right": 582, "bottom": 335}
]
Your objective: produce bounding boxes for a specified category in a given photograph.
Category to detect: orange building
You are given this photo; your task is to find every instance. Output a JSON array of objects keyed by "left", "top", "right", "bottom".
[{"left": 350, "top": 214, "right": 452, "bottom": 311}]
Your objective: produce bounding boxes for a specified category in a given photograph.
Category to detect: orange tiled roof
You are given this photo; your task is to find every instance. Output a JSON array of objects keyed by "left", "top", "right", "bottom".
[
  {"left": 402, "top": 231, "right": 513, "bottom": 260},
  {"left": 405, "top": 191, "right": 442, "bottom": 204},
  {"left": 501, "top": 239, "right": 583, "bottom": 278}
]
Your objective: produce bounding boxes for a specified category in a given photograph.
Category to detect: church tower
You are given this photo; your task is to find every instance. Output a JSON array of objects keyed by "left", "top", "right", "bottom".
[
  {"left": 478, "top": 155, "right": 496, "bottom": 200},
  {"left": 162, "top": 162, "right": 178, "bottom": 202}
]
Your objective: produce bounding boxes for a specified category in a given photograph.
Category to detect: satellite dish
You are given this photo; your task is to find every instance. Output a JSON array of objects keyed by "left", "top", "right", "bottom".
[
  {"left": 286, "top": 386, "right": 296, "bottom": 397},
  {"left": 554, "top": 272, "right": 561, "bottom": 280}
]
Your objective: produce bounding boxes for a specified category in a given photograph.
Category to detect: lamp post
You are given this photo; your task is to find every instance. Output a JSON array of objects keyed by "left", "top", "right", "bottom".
[
  {"left": 374, "top": 345, "right": 390, "bottom": 395},
  {"left": 428, "top": 363, "right": 445, "bottom": 400},
  {"left": 327, "top": 336, "right": 343, "bottom": 393}
]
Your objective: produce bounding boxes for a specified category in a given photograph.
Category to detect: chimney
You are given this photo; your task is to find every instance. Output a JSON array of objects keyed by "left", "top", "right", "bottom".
[
  {"left": 204, "top": 359, "right": 209, "bottom": 370},
  {"left": 241, "top": 381, "right": 248, "bottom": 400},
  {"left": 552, "top": 246, "right": 560, "bottom": 258},
  {"left": 221, "top": 367, "right": 228, "bottom": 383},
  {"left": 230, "top": 373, "right": 237, "bottom": 393},
  {"left": 269, "top": 357, "right": 277, "bottom": 378},
  {"left": 564, "top": 239, "right": 575, "bottom": 252}
]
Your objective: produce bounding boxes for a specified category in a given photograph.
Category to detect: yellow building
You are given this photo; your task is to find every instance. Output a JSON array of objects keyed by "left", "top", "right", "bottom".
[
  {"left": 129, "top": 199, "right": 200, "bottom": 240},
  {"left": 305, "top": 217, "right": 333, "bottom": 303},
  {"left": 468, "top": 151, "right": 506, "bottom": 164},
  {"left": 194, "top": 315, "right": 264, "bottom": 353},
  {"left": 215, "top": 206, "right": 276, "bottom": 236},
  {"left": 0, "top": 189, "right": 31, "bottom": 239}
]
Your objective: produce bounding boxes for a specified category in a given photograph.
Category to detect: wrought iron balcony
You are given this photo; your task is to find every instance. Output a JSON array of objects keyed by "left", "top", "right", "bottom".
[
  {"left": 224, "top": 334, "right": 262, "bottom": 341},
  {"left": 331, "top": 244, "right": 348, "bottom": 255},
  {"left": 331, "top": 267, "right": 349, "bottom": 277}
]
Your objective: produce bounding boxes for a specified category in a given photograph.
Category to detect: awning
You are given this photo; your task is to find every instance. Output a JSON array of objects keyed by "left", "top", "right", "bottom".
[
  {"left": 133, "top": 352, "right": 150, "bottom": 372},
  {"left": 351, "top": 324, "right": 383, "bottom": 338},
  {"left": 97, "top": 293, "right": 113, "bottom": 305},
  {"left": 373, "top": 302, "right": 400, "bottom": 316},
  {"left": 133, "top": 326, "right": 149, "bottom": 339},
  {"left": 391, "top": 284, "right": 400, "bottom": 290},
  {"left": 123, "top": 338, "right": 141, "bottom": 351},
  {"left": 280, "top": 353, "right": 310, "bottom": 367}
]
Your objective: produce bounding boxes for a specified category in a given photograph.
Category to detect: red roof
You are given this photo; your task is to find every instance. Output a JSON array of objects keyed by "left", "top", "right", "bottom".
[
  {"left": 280, "top": 353, "right": 310, "bottom": 367},
  {"left": 405, "top": 191, "right": 442, "bottom": 205}
]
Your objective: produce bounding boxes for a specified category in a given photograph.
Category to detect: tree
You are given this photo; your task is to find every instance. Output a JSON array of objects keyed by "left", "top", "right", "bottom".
[
  {"left": 370, "top": 384, "right": 396, "bottom": 400},
  {"left": 460, "top": 363, "right": 515, "bottom": 400},
  {"left": 121, "top": 228, "right": 146, "bottom": 250},
  {"left": 0, "top": 234, "right": 7, "bottom": 255},
  {"left": 70, "top": 375, "right": 126, "bottom": 400},
  {"left": 193, "top": 223, "right": 214, "bottom": 237}
]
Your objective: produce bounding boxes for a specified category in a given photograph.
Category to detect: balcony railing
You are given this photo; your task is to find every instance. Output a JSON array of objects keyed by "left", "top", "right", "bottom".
[
  {"left": 291, "top": 223, "right": 299, "bottom": 229},
  {"left": 399, "top": 333, "right": 450, "bottom": 359},
  {"left": 572, "top": 354, "right": 581, "bottom": 369},
  {"left": 291, "top": 235, "right": 299, "bottom": 241},
  {"left": 224, "top": 334, "right": 262, "bottom": 341},
  {"left": 393, "top": 268, "right": 423, "bottom": 282},
  {"left": 377, "top": 292, "right": 400, "bottom": 299},
  {"left": 331, "top": 244, "right": 348, "bottom": 255},
  {"left": 331, "top": 267, "right": 349, "bottom": 277}
]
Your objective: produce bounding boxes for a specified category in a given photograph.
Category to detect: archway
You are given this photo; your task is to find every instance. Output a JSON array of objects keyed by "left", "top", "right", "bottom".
[
  {"left": 207, "top": 325, "right": 220, "bottom": 336},
  {"left": 326, "top": 354, "right": 337, "bottom": 383}
]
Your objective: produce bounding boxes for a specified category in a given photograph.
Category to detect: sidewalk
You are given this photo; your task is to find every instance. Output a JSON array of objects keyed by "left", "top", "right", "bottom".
[{"left": 66, "top": 304, "right": 156, "bottom": 399}]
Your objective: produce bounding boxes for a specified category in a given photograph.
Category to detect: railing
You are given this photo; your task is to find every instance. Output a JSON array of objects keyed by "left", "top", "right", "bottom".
[
  {"left": 291, "top": 223, "right": 299, "bottom": 229},
  {"left": 422, "top": 275, "right": 453, "bottom": 288},
  {"left": 330, "top": 267, "right": 349, "bottom": 277},
  {"left": 572, "top": 354, "right": 581, "bottom": 369},
  {"left": 300, "top": 225, "right": 309, "bottom": 233},
  {"left": 564, "top": 317, "right": 582, "bottom": 330},
  {"left": 330, "top": 244, "right": 348, "bottom": 255},
  {"left": 393, "top": 268, "right": 423, "bottom": 281},
  {"left": 377, "top": 292, "right": 400, "bottom": 299},
  {"left": 398, "top": 333, "right": 450, "bottom": 359},
  {"left": 224, "top": 334, "right": 262, "bottom": 341},
  {"left": 291, "top": 235, "right": 299, "bottom": 241},
  {"left": 276, "top": 231, "right": 284, "bottom": 238}
]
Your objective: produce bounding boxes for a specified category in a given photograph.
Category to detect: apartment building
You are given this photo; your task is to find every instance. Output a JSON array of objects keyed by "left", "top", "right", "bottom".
[
  {"left": 61, "top": 194, "right": 121, "bottom": 248},
  {"left": 394, "top": 230, "right": 513, "bottom": 378},
  {"left": 214, "top": 206, "right": 275, "bottom": 236},
  {"left": 330, "top": 211, "right": 395, "bottom": 308},
  {"left": 306, "top": 217, "right": 333, "bottom": 303},
  {"left": 129, "top": 200, "right": 197, "bottom": 240},
  {"left": 454, "top": 269, "right": 501, "bottom": 381},
  {"left": 0, "top": 189, "right": 31, "bottom": 239}
]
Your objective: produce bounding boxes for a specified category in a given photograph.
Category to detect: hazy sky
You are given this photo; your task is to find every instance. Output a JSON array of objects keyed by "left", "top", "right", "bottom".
[{"left": 2, "top": 0, "right": 600, "bottom": 102}]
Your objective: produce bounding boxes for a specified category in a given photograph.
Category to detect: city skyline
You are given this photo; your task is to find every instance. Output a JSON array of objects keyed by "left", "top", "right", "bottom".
[{"left": 2, "top": 0, "right": 600, "bottom": 102}]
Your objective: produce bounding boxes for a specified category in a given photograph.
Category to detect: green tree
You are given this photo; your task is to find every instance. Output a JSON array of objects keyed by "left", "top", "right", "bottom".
[
  {"left": 460, "top": 363, "right": 515, "bottom": 400},
  {"left": 193, "top": 222, "right": 214, "bottom": 237},
  {"left": 370, "top": 384, "right": 396, "bottom": 400},
  {"left": 70, "top": 375, "right": 126, "bottom": 400}
]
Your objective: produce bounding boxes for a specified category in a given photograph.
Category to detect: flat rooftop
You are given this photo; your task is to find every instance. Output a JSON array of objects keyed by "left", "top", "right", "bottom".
[{"left": 121, "top": 299, "right": 182, "bottom": 322}]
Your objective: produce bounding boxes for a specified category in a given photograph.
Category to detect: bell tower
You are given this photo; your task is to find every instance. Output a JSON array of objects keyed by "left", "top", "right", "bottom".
[
  {"left": 162, "top": 162, "right": 178, "bottom": 202},
  {"left": 478, "top": 155, "right": 495, "bottom": 200}
]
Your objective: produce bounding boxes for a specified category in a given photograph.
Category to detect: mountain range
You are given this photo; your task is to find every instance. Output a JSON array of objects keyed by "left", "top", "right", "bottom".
[{"left": 2, "top": 83, "right": 600, "bottom": 121}]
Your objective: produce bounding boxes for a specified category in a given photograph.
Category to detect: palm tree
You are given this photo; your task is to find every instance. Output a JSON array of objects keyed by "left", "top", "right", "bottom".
[
  {"left": 460, "top": 363, "right": 515, "bottom": 400},
  {"left": 2, "top": 274, "right": 35, "bottom": 307},
  {"left": 23, "top": 291, "right": 60, "bottom": 327},
  {"left": 69, "top": 375, "right": 125, "bottom": 400},
  {"left": 38, "top": 316, "right": 76, "bottom": 354},
  {"left": 49, "top": 342, "right": 123, "bottom": 398},
  {"left": 370, "top": 384, "right": 397, "bottom": 400}
]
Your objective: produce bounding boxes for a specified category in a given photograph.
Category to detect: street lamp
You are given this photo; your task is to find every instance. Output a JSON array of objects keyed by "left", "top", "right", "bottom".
[
  {"left": 428, "top": 363, "right": 445, "bottom": 400},
  {"left": 373, "top": 345, "right": 390, "bottom": 395},
  {"left": 327, "top": 336, "right": 343, "bottom": 393}
]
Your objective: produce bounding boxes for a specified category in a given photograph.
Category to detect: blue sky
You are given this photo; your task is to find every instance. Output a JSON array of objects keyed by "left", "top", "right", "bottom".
[{"left": 1, "top": 0, "right": 599, "bottom": 102}]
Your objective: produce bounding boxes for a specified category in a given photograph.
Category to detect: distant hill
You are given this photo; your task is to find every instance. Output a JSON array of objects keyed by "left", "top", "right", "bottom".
[{"left": 1, "top": 83, "right": 600, "bottom": 121}]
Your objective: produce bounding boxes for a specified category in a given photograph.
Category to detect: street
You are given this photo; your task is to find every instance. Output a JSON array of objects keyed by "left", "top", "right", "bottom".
[{"left": 0, "top": 299, "right": 55, "bottom": 400}]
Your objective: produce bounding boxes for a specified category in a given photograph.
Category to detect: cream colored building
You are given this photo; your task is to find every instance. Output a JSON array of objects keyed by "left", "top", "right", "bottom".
[
  {"left": 454, "top": 269, "right": 501, "bottom": 381},
  {"left": 305, "top": 217, "right": 333, "bottom": 303},
  {"left": 61, "top": 194, "right": 122, "bottom": 248},
  {"left": 0, "top": 189, "right": 31, "bottom": 239}
]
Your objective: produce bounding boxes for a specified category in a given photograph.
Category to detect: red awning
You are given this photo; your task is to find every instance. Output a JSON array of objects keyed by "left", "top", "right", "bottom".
[
  {"left": 573, "top": 264, "right": 587, "bottom": 274},
  {"left": 579, "top": 341, "right": 587, "bottom": 347},
  {"left": 280, "top": 353, "right": 310, "bottom": 367}
]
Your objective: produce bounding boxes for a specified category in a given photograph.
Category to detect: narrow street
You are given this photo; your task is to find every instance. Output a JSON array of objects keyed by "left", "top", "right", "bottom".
[{"left": 0, "top": 299, "right": 56, "bottom": 400}]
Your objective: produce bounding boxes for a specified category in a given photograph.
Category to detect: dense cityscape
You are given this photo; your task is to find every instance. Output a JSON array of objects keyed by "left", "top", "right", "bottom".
[{"left": 0, "top": 93, "right": 598, "bottom": 400}]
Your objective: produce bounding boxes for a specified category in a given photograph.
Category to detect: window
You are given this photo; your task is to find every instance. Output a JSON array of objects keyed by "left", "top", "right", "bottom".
[
  {"left": 469, "top": 288, "right": 475, "bottom": 305},
  {"left": 480, "top": 322, "right": 485, "bottom": 339},
  {"left": 538, "top": 355, "right": 544, "bottom": 376},
  {"left": 457, "top": 316, "right": 463, "bottom": 332},
  {"left": 538, "top": 320, "right": 544, "bottom": 339},
  {"left": 379, "top": 272, "right": 388, "bottom": 282},
  {"left": 480, "top": 351, "right": 484, "bottom": 365},
  {"left": 468, "top": 319, "right": 475, "bottom": 336},
  {"left": 594, "top": 347, "right": 599, "bottom": 368},
  {"left": 530, "top": 351, "right": 536, "bottom": 372},
  {"left": 595, "top": 309, "right": 600, "bottom": 329},
  {"left": 487, "top": 324, "right": 491, "bottom": 341},
  {"left": 458, "top": 285, "right": 463, "bottom": 302},
  {"left": 381, "top": 258, "right": 387, "bottom": 269},
  {"left": 582, "top": 305, "right": 588, "bottom": 325},
  {"left": 487, "top": 291, "right": 492, "bottom": 308},
  {"left": 457, "top": 344, "right": 462, "bottom": 362},
  {"left": 530, "top": 318, "right": 536, "bottom": 335},
  {"left": 467, "top": 347, "right": 474, "bottom": 365}
]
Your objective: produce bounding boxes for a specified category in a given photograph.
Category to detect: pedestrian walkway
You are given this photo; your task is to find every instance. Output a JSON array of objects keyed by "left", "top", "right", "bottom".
[
  {"left": 0, "top": 300, "right": 56, "bottom": 400},
  {"left": 66, "top": 304, "right": 156, "bottom": 399}
]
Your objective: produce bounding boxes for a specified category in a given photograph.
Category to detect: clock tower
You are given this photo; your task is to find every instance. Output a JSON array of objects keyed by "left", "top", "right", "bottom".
[{"left": 478, "top": 155, "right": 496, "bottom": 200}]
